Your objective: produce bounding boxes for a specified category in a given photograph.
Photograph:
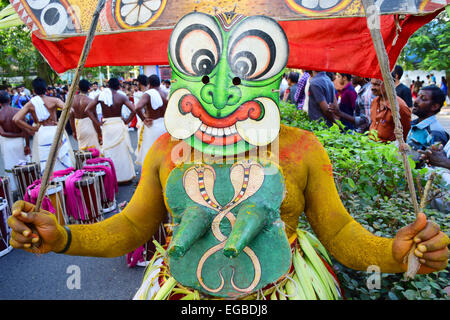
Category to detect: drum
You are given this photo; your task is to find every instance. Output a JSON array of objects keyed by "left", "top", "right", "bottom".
[
  {"left": 12, "top": 163, "right": 41, "bottom": 200},
  {"left": 69, "top": 174, "right": 103, "bottom": 224},
  {"left": 74, "top": 150, "right": 93, "bottom": 170},
  {"left": 46, "top": 183, "right": 68, "bottom": 226},
  {"left": 83, "top": 161, "right": 117, "bottom": 213},
  {"left": 25, "top": 181, "right": 69, "bottom": 226},
  {"left": 0, "top": 198, "right": 12, "bottom": 257},
  {"left": 0, "top": 177, "right": 13, "bottom": 214}
]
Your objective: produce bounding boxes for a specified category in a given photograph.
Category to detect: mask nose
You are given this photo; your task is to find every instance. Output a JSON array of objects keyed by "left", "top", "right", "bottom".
[{"left": 200, "top": 83, "right": 242, "bottom": 110}]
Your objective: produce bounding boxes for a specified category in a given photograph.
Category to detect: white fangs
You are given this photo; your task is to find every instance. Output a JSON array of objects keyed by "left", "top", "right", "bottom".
[{"left": 200, "top": 124, "right": 237, "bottom": 137}]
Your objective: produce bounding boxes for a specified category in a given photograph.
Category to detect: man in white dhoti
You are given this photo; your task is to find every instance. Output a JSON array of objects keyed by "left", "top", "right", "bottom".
[
  {"left": 0, "top": 91, "right": 31, "bottom": 191},
  {"left": 133, "top": 75, "right": 148, "bottom": 156},
  {"left": 13, "top": 78, "right": 75, "bottom": 175},
  {"left": 135, "top": 75, "right": 168, "bottom": 167},
  {"left": 69, "top": 79, "right": 101, "bottom": 151},
  {"left": 86, "top": 78, "right": 136, "bottom": 183},
  {"left": 88, "top": 82, "right": 102, "bottom": 122}
]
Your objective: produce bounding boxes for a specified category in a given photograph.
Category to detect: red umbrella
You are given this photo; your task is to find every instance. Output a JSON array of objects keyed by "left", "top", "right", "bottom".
[{"left": 9, "top": 0, "right": 448, "bottom": 77}]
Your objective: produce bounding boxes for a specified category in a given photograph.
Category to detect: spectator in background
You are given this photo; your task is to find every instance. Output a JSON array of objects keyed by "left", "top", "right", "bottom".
[
  {"left": 329, "top": 76, "right": 373, "bottom": 133},
  {"left": 412, "top": 77, "right": 423, "bottom": 100},
  {"left": 293, "top": 71, "right": 310, "bottom": 110},
  {"left": 11, "top": 86, "right": 31, "bottom": 109},
  {"left": 369, "top": 78, "right": 411, "bottom": 143},
  {"left": 286, "top": 72, "right": 299, "bottom": 104},
  {"left": 307, "top": 71, "right": 337, "bottom": 127},
  {"left": 440, "top": 76, "right": 447, "bottom": 96},
  {"left": 392, "top": 65, "right": 413, "bottom": 108},
  {"left": 162, "top": 80, "right": 171, "bottom": 97},
  {"left": 431, "top": 73, "right": 436, "bottom": 85},
  {"left": 333, "top": 73, "right": 357, "bottom": 131},
  {"left": 89, "top": 81, "right": 102, "bottom": 122},
  {"left": 407, "top": 85, "right": 449, "bottom": 153},
  {"left": 279, "top": 73, "right": 288, "bottom": 99}
]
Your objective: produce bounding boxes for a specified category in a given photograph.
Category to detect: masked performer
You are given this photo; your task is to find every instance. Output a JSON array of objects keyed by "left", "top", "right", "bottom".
[
  {"left": 13, "top": 78, "right": 74, "bottom": 174},
  {"left": 69, "top": 79, "right": 101, "bottom": 151},
  {"left": 8, "top": 12, "right": 449, "bottom": 300},
  {"left": 86, "top": 78, "right": 136, "bottom": 183}
]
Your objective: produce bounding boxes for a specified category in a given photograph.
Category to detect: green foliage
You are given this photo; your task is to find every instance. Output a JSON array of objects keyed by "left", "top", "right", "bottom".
[
  {"left": 399, "top": 12, "right": 450, "bottom": 71},
  {"left": 280, "top": 101, "right": 450, "bottom": 300}
]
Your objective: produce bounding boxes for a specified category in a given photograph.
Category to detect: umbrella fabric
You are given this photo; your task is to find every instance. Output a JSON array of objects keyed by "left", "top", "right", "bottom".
[{"left": 9, "top": 0, "right": 448, "bottom": 77}]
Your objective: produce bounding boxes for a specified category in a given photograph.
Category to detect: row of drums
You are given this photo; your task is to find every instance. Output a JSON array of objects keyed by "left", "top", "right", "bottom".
[{"left": 0, "top": 150, "right": 118, "bottom": 258}]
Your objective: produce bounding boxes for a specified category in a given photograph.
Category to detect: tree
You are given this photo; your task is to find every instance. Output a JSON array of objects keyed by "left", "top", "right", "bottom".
[{"left": 399, "top": 11, "right": 449, "bottom": 96}]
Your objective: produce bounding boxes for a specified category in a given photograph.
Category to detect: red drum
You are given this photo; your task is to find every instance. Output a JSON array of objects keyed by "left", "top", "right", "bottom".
[
  {"left": 12, "top": 163, "right": 41, "bottom": 200},
  {"left": 74, "top": 150, "right": 93, "bottom": 170},
  {"left": 0, "top": 177, "right": 13, "bottom": 214},
  {"left": 46, "top": 183, "right": 68, "bottom": 226},
  {"left": 0, "top": 198, "right": 12, "bottom": 257},
  {"left": 70, "top": 174, "right": 103, "bottom": 224},
  {"left": 83, "top": 161, "right": 117, "bottom": 213}
]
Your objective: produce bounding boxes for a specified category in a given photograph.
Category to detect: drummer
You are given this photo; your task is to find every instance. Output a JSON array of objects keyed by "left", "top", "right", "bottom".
[
  {"left": 13, "top": 78, "right": 75, "bottom": 174},
  {"left": 0, "top": 90, "right": 31, "bottom": 191},
  {"left": 69, "top": 79, "right": 102, "bottom": 151}
]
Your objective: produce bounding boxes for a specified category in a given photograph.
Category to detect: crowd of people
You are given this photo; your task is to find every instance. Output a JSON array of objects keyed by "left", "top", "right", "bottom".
[
  {"left": 0, "top": 74, "right": 171, "bottom": 190},
  {"left": 280, "top": 67, "right": 450, "bottom": 175}
]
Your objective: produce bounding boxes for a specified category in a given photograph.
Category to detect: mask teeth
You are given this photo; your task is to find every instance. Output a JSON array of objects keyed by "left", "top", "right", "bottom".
[{"left": 200, "top": 123, "right": 237, "bottom": 137}]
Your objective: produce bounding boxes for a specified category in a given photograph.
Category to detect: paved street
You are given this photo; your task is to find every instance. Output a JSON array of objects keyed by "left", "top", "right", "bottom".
[{"left": 0, "top": 129, "right": 146, "bottom": 300}]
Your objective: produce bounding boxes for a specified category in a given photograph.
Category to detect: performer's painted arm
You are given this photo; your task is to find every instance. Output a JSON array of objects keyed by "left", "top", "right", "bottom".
[
  {"left": 302, "top": 131, "right": 449, "bottom": 274},
  {"left": 8, "top": 140, "right": 167, "bottom": 257}
]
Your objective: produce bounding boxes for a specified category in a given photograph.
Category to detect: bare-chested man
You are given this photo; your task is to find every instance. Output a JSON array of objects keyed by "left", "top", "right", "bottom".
[
  {"left": 134, "top": 75, "right": 168, "bottom": 167},
  {"left": 0, "top": 91, "right": 31, "bottom": 191},
  {"left": 13, "top": 78, "right": 75, "bottom": 174},
  {"left": 69, "top": 79, "right": 101, "bottom": 151},
  {"left": 86, "top": 78, "right": 136, "bottom": 183}
]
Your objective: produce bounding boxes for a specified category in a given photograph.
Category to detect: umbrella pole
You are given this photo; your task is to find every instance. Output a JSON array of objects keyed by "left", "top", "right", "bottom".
[
  {"left": 31, "top": 0, "right": 106, "bottom": 249},
  {"left": 362, "top": 0, "right": 421, "bottom": 278}
]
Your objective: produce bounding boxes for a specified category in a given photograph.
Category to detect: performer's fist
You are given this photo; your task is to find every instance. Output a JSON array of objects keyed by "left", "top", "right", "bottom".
[
  {"left": 392, "top": 213, "right": 449, "bottom": 273},
  {"left": 7, "top": 200, "right": 67, "bottom": 254}
]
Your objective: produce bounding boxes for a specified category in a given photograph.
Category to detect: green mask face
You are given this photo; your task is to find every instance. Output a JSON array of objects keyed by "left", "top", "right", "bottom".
[{"left": 164, "top": 12, "right": 289, "bottom": 156}]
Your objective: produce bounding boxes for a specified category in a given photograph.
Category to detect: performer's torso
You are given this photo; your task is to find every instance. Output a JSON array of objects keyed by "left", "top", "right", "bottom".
[{"left": 155, "top": 124, "right": 315, "bottom": 239}]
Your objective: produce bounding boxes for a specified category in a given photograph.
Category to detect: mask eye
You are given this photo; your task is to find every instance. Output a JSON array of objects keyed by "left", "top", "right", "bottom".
[
  {"left": 227, "top": 16, "right": 288, "bottom": 81},
  {"left": 169, "top": 12, "right": 222, "bottom": 77}
]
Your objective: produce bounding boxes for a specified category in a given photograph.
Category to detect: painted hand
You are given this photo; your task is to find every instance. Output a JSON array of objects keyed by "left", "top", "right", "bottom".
[
  {"left": 7, "top": 200, "right": 66, "bottom": 254},
  {"left": 392, "top": 213, "right": 449, "bottom": 273}
]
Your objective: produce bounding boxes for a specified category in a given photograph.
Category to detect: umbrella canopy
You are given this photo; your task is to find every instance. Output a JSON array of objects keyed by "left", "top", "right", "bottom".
[{"left": 9, "top": 0, "right": 449, "bottom": 77}]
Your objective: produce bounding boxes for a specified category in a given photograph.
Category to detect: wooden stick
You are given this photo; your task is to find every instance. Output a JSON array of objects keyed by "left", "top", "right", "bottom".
[
  {"left": 420, "top": 172, "right": 437, "bottom": 211},
  {"left": 34, "top": 0, "right": 106, "bottom": 212},
  {"left": 362, "top": 0, "right": 421, "bottom": 279}
]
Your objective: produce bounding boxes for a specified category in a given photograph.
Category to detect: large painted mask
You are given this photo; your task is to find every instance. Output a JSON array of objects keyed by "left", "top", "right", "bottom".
[{"left": 164, "top": 11, "right": 289, "bottom": 156}]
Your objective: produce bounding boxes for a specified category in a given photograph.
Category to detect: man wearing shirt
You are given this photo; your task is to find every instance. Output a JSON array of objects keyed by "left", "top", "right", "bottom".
[
  {"left": 307, "top": 71, "right": 337, "bottom": 127},
  {"left": 407, "top": 85, "right": 449, "bottom": 152},
  {"left": 369, "top": 78, "right": 411, "bottom": 143},
  {"left": 392, "top": 65, "right": 413, "bottom": 108},
  {"left": 334, "top": 73, "right": 357, "bottom": 131}
]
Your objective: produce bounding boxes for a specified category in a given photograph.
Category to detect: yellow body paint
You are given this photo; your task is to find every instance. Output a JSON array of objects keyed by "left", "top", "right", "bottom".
[{"left": 60, "top": 125, "right": 405, "bottom": 273}]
